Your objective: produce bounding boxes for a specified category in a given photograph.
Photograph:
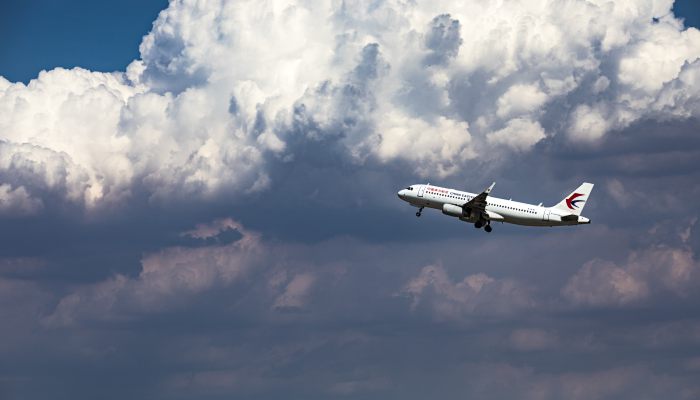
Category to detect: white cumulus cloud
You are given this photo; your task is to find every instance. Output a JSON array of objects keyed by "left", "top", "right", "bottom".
[{"left": 2, "top": 0, "right": 700, "bottom": 210}]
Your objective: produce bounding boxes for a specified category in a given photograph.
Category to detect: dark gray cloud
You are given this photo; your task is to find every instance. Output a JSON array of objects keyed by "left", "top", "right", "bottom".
[
  {"left": 424, "top": 14, "right": 462, "bottom": 66},
  {"left": 3, "top": 218, "right": 700, "bottom": 399}
]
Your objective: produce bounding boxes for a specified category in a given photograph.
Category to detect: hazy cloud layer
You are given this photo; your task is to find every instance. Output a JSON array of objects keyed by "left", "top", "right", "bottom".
[
  {"left": 563, "top": 244, "right": 700, "bottom": 307},
  {"left": 1, "top": 218, "right": 699, "bottom": 399}
]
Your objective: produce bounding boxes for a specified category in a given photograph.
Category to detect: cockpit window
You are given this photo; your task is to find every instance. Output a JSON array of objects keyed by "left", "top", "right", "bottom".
[{"left": 406, "top": 186, "right": 414, "bottom": 190}]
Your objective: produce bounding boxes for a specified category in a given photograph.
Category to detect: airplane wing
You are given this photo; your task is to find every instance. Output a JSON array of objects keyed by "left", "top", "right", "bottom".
[{"left": 462, "top": 182, "right": 495, "bottom": 217}]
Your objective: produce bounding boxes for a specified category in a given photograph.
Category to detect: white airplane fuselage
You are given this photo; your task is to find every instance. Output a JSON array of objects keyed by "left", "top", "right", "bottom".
[{"left": 397, "top": 184, "right": 591, "bottom": 228}]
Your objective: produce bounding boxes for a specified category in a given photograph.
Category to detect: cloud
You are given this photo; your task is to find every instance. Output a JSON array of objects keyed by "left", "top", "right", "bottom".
[
  {"left": 568, "top": 104, "right": 611, "bottom": 142},
  {"left": 486, "top": 118, "right": 546, "bottom": 151},
  {"left": 44, "top": 219, "right": 264, "bottom": 326},
  {"left": 401, "top": 263, "right": 535, "bottom": 320},
  {"left": 496, "top": 84, "right": 548, "bottom": 119},
  {"left": 272, "top": 272, "right": 316, "bottom": 310},
  {"left": 374, "top": 112, "right": 474, "bottom": 177},
  {"left": 2, "top": 0, "right": 700, "bottom": 211},
  {"left": 618, "top": 22, "right": 700, "bottom": 93},
  {"left": 509, "top": 328, "right": 559, "bottom": 351},
  {"left": 562, "top": 244, "right": 699, "bottom": 307},
  {"left": 180, "top": 217, "right": 245, "bottom": 240},
  {"left": 424, "top": 14, "right": 463, "bottom": 66},
  {"left": 459, "top": 363, "right": 695, "bottom": 400},
  {"left": 0, "top": 184, "right": 42, "bottom": 216},
  {"left": 0, "top": 68, "right": 139, "bottom": 209},
  {"left": 4, "top": 216, "right": 700, "bottom": 398},
  {"left": 606, "top": 178, "right": 633, "bottom": 208},
  {"left": 0, "top": 275, "right": 51, "bottom": 356},
  {"left": 3, "top": 2, "right": 700, "bottom": 398}
]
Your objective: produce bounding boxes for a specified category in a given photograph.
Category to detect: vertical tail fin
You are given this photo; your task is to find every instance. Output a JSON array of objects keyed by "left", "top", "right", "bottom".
[{"left": 553, "top": 182, "right": 594, "bottom": 215}]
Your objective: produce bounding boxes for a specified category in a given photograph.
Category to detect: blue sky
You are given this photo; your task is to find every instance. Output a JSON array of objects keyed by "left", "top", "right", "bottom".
[
  {"left": 1, "top": 1, "right": 700, "bottom": 399},
  {"left": 0, "top": 0, "right": 167, "bottom": 83},
  {"left": 675, "top": 0, "right": 700, "bottom": 28}
]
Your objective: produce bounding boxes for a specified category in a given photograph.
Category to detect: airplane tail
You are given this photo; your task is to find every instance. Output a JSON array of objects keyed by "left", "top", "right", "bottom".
[{"left": 552, "top": 182, "right": 594, "bottom": 215}]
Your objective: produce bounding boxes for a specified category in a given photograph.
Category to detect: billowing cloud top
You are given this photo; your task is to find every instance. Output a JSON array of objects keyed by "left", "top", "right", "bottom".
[{"left": 2, "top": 0, "right": 700, "bottom": 213}]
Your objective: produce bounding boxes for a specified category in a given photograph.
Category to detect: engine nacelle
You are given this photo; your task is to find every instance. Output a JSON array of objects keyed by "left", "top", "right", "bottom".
[{"left": 442, "top": 204, "right": 466, "bottom": 218}]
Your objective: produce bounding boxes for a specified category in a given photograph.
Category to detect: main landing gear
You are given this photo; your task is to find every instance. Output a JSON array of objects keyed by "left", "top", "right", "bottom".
[
  {"left": 416, "top": 207, "right": 424, "bottom": 217},
  {"left": 474, "top": 220, "right": 492, "bottom": 233}
]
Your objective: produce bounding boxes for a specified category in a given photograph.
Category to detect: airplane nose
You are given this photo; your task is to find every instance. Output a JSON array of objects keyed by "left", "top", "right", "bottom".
[{"left": 397, "top": 189, "right": 406, "bottom": 199}]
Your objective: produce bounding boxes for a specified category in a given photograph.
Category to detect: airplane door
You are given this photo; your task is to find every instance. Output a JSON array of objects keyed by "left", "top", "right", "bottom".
[
  {"left": 417, "top": 185, "right": 425, "bottom": 198},
  {"left": 543, "top": 209, "right": 550, "bottom": 222}
]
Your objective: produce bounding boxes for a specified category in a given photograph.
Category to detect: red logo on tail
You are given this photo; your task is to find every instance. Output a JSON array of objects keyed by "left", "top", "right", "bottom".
[{"left": 566, "top": 193, "right": 585, "bottom": 210}]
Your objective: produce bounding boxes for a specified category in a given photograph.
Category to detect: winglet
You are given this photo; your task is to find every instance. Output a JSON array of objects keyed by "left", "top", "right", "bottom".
[{"left": 485, "top": 182, "right": 495, "bottom": 194}]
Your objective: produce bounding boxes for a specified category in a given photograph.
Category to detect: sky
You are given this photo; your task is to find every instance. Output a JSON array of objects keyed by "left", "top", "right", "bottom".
[{"left": 1, "top": 1, "right": 700, "bottom": 399}]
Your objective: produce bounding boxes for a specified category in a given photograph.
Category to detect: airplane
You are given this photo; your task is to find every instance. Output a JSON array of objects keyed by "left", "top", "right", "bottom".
[{"left": 397, "top": 182, "right": 593, "bottom": 232}]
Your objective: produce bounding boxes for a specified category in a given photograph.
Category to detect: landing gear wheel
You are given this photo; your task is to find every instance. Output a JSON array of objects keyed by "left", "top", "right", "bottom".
[
  {"left": 416, "top": 207, "right": 424, "bottom": 217},
  {"left": 484, "top": 225, "right": 492, "bottom": 233},
  {"left": 474, "top": 221, "right": 483, "bottom": 229}
]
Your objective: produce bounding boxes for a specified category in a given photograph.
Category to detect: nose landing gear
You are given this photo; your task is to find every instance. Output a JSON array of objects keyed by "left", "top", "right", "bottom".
[{"left": 416, "top": 207, "right": 424, "bottom": 217}]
